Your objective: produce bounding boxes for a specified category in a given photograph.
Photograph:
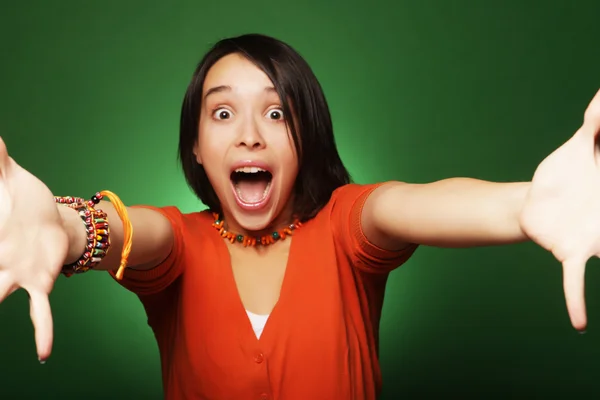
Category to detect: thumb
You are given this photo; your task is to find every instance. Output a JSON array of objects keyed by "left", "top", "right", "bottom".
[
  {"left": 28, "top": 290, "right": 54, "bottom": 363},
  {"left": 562, "top": 256, "right": 588, "bottom": 332},
  {"left": 0, "top": 136, "right": 10, "bottom": 178},
  {"left": 0, "top": 137, "right": 9, "bottom": 171},
  {"left": 583, "top": 88, "right": 600, "bottom": 127}
]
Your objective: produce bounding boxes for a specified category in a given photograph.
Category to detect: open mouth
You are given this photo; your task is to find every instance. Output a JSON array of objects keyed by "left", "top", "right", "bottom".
[{"left": 230, "top": 166, "right": 273, "bottom": 206}]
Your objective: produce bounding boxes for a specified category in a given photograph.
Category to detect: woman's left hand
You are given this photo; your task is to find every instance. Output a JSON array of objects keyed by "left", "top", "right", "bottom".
[{"left": 520, "top": 88, "right": 600, "bottom": 332}]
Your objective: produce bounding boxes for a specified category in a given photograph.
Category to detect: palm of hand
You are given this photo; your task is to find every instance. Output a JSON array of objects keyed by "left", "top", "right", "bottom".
[
  {"left": 521, "top": 89, "right": 600, "bottom": 331},
  {"left": 0, "top": 138, "right": 68, "bottom": 361}
]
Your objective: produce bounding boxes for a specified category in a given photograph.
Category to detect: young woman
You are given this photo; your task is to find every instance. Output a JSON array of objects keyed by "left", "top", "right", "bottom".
[{"left": 0, "top": 33, "right": 599, "bottom": 399}]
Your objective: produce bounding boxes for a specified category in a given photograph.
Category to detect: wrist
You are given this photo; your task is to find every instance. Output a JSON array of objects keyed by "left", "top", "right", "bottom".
[
  {"left": 515, "top": 181, "right": 533, "bottom": 240},
  {"left": 57, "top": 203, "right": 87, "bottom": 265}
]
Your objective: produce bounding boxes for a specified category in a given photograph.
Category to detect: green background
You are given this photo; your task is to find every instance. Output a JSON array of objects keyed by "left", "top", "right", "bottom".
[{"left": 1, "top": 0, "right": 600, "bottom": 398}]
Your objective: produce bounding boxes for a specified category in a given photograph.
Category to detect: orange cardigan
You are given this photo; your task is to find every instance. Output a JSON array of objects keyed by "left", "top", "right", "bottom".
[{"left": 110, "top": 183, "right": 417, "bottom": 399}]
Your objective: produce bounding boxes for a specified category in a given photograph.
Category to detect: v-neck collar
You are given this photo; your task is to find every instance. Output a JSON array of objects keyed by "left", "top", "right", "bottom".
[{"left": 215, "top": 221, "right": 306, "bottom": 349}]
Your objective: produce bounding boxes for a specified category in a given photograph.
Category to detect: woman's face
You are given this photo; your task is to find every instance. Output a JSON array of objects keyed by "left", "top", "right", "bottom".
[{"left": 194, "top": 53, "right": 299, "bottom": 234}]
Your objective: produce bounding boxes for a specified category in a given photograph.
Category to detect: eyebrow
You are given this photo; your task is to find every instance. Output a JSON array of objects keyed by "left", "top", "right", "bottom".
[
  {"left": 203, "top": 85, "right": 277, "bottom": 99},
  {"left": 204, "top": 85, "right": 231, "bottom": 99}
]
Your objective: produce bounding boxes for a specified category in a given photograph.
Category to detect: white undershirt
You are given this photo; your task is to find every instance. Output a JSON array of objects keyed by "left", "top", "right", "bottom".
[{"left": 245, "top": 310, "right": 270, "bottom": 339}]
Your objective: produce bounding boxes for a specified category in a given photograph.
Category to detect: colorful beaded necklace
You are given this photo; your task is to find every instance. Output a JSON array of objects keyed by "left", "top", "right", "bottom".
[{"left": 211, "top": 213, "right": 302, "bottom": 246}]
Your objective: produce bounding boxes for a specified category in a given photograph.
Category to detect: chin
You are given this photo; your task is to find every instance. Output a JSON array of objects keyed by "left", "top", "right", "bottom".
[
  {"left": 226, "top": 200, "right": 282, "bottom": 234},
  {"left": 236, "top": 213, "right": 275, "bottom": 232}
]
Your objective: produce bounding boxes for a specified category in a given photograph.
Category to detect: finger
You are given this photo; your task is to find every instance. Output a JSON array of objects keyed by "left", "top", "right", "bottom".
[
  {"left": 28, "top": 290, "right": 54, "bottom": 363},
  {"left": 562, "top": 257, "right": 588, "bottom": 332},
  {"left": 0, "top": 273, "right": 17, "bottom": 303},
  {"left": 0, "top": 136, "right": 9, "bottom": 171},
  {"left": 583, "top": 88, "right": 600, "bottom": 126}
]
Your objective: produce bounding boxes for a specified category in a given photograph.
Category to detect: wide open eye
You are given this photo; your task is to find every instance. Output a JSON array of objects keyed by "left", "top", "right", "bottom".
[
  {"left": 213, "top": 108, "right": 233, "bottom": 120},
  {"left": 267, "top": 108, "right": 284, "bottom": 121}
]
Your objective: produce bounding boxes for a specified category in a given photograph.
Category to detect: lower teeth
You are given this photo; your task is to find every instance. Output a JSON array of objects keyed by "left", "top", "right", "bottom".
[{"left": 235, "top": 181, "right": 271, "bottom": 203}]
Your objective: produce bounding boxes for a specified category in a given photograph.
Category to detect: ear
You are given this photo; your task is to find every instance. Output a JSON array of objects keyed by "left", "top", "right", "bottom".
[{"left": 192, "top": 143, "right": 202, "bottom": 165}]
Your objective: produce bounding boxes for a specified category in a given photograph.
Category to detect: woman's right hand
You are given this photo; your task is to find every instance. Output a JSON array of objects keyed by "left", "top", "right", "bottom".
[{"left": 0, "top": 137, "right": 69, "bottom": 362}]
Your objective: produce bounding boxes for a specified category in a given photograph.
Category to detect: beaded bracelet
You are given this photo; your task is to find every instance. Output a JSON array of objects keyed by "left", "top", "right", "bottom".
[
  {"left": 55, "top": 191, "right": 133, "bottom": 280},
  {"left": 56, "top": 195, "right": 111, "bottom": 277}
]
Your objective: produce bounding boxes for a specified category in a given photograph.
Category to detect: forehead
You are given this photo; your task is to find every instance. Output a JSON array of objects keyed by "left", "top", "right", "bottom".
[{"left": 203, "top": 53, "right": 274, "bottom": 94}]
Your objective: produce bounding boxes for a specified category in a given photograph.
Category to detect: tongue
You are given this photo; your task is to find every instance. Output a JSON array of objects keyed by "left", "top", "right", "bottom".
[{"left": 235, "top": 179, "right": 269, "bottom": 203}]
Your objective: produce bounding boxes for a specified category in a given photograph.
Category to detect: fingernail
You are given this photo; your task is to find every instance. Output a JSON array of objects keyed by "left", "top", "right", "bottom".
[
  {"left": 38, "top": 358, "right": 46, "bottom": 364},
  {"left": 579, "top": 330, "right": 587, "bottom": 335}
]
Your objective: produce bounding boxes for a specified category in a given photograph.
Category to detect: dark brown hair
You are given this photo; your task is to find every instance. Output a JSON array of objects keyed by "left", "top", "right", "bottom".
[{"left": 179, "top": 33, "right": 351, "bottom": 220}]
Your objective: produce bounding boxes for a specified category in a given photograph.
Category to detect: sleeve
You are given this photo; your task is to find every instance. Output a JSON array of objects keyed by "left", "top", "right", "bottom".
[
  {"left": 107, "top": 205, "right": 186, "bottom": 296},
  {"left": 331, "top": 183, "right": 418, "bottom": 274}
]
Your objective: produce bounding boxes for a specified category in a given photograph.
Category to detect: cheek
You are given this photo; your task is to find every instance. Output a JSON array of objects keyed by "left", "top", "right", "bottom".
[
  {"left": 199, "top": 152, "right": 231, "bottom": 198},
  {"left": 196, "top": 138, "right": 223, "bottom": 179},
  {"left": 197, "top": 123, "right": 226, "bottom": 158},
  {"left": 278, "top": 141, "right": 299, "bottom": 186},
  {"left": 274, "top": 127, "right": 298, "bottom": 159}
]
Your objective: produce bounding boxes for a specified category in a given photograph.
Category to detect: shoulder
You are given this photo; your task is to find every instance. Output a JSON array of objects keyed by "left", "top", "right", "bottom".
[
  {"left": 331, "top": 183, "right": 380, "bottom": 197},
  {"left": 132, "top": 204, "right": 214, "bottom": 234},
  {"left": 316, "top": 182, "right": 417, "bottom": 272},
  {"left": 326, "top": 183, "right": 388, "bottom": 215},
  {"left": 310, "top": 183, "right": 383, "bottom": 243}
]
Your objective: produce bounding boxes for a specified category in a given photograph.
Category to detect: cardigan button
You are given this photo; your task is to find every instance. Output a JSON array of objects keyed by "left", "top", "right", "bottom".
[
  {"left": 259, "top": 393, "right": 268, "bottom": 400},
  {"left": 254, "top": 352, "right": 264, "bottom": 364}
]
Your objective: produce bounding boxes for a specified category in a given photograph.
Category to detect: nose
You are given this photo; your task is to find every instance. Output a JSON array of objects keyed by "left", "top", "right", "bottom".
[{"left": 236, "top": 118, "right": 265, "bottom": 150}]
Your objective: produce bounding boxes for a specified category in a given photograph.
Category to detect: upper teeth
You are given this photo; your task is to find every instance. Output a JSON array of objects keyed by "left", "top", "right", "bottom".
[{"left": 235, "top": 167, "right": 266, "bottom": 173}]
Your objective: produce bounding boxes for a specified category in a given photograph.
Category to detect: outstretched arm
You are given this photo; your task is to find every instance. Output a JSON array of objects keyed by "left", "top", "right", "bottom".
[
  {"left": 362, "top": 88, "right": 600, "bottom": 333},
  {"left": 361, "top": 179, "right": 530, "bottom": 251},
  {"left": 0, "top": 138, "right": 176, "bottom": 362},
  {"left": 58, "top": 201, "right": 174, "bottom": 271}
]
